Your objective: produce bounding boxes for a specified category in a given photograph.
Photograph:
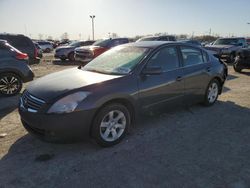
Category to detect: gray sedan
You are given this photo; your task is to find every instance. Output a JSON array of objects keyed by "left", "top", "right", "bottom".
[
  {"left": 54, "top": 40, "right": 95, "bottom": 61},
  {"left": 19, "top": 41, "right": 227, "bottom": 147}
]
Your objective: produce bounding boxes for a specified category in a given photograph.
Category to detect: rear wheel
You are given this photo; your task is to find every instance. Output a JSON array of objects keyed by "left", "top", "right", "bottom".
[
  {"left": 91, "top": 103, "right": 131, "bottom": 147},
  {"left": 203, "top": 79, "right": 220, "bottom": 106},
  {"left": 233, "top": 58, "right": 242, "bottom": 72},
  {"left": 0, "top": 73, "right": 22, "bottom": 96},
  {"left": 45, "top": 48, "right": 51, "bottom": 53},
  {"left": 68, "top": 52, "right": 75, "bottom": 61}
]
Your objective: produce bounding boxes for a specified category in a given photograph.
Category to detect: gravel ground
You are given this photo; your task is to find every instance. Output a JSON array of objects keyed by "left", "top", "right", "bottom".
[{"left": 0, "top": 56, "right": 250, "bottom": 188}]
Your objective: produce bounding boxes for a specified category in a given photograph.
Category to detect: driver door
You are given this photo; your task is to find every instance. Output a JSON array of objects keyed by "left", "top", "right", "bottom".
[{"left": 138, "top": 46, "right": 185, "bottom": 111}]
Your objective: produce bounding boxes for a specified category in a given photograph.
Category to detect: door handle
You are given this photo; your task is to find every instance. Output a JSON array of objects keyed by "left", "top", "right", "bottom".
[{"left": 176, "top": 76, "right": 182, "bottom": 81}]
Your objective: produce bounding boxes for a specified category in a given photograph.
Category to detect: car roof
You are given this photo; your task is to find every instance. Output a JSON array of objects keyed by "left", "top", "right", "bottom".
[
  {"left": 0, "top": 33, "right": 26, "bottom": 37},
  {"left": 124, "top": 41, "right": 202, "bottom": 49}
]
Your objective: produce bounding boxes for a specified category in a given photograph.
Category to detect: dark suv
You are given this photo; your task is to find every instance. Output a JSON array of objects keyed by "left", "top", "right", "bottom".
[
  {"left": 0, "top": 33, "right": 39, "bottom": 64},
  {"left": 0, "top": 40, "right": 34, "bottom": 96},
  {"left": 205, "top": 37, "right": 248, "bottom": 63},
  {"left": 74, "top": 38, "right": 129, "bottom": 62}
]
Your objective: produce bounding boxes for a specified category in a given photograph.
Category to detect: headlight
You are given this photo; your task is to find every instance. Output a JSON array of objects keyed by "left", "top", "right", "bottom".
[{"left": 47, "top": 92, "right": 89, "bottom": 114}]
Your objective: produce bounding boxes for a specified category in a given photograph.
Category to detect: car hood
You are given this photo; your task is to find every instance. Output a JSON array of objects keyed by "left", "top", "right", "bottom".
[
  {"left": 75, "top": 45, "right": 104, "bottom": 52},
  {"left": 26, "top": 68, "right": 121, "bottom": 102}
]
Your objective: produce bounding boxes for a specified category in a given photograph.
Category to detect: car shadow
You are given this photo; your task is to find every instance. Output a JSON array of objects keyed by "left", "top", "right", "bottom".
[
  {"left": 0, "top": 95, "right": 20, "bottom": 119},
  {"left": 1, "top": 101, "right": 250, "bottom": 187}
]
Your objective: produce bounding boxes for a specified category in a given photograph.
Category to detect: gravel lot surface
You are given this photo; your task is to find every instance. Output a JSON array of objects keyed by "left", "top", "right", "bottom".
[{"left": 0, "top": 55, "right": 250, "bottom": 188}]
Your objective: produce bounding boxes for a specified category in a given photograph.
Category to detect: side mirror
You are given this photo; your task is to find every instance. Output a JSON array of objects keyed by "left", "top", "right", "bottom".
[{"left": 142, "top": 66, "right": 163, "bottom": 75}]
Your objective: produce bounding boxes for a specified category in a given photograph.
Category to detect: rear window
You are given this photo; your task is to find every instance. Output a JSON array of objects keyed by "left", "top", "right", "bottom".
[{"left": 6, "top": 36, "right": 30, "bottom": 47}]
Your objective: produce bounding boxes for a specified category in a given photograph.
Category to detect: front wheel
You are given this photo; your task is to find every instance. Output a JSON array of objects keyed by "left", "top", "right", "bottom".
[
  {"left": 91, "top": 103, "right": 131, "bottom": 147},
  {"left": 0, "top": 73, "right": 23, "bottom": 96},
  {"left": 228, "top": 53, "right": 235, "bottom": 63},
  {"left": 68, "top": 52, "right": 75, "bottom": 61},
  {"left": 233, "top": 59, "right": 242, "bottom": 72},
  {"left": 203, "top": 79, "right": 220, "bottom": 106}
]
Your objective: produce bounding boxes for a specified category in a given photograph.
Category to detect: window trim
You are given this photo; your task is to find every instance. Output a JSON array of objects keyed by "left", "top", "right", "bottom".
[{"left": 178, "top": 45, "right": 208, "bottom": 68}]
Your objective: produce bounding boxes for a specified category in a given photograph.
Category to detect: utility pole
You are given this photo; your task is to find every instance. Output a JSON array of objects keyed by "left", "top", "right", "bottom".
[{"left": 90, "top": 15, "right": 95, "bottom": 40}]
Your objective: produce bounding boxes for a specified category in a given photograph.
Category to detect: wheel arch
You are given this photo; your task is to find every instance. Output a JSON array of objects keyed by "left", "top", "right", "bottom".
[
  {"left": 213, "top": 76, "right": 224, "bottom": 94},
  {"left": 90, "top": 97, "right": 136, "bottom": 135},
  {"left": 0, "top": 69, "right": 24, "bottom": 81}
]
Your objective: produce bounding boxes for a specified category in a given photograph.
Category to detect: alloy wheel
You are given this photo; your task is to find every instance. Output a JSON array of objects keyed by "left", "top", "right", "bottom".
[
  {"left": 207, "top": 82, "right": 219, "bottom": 103},
  {"left": 0, "top": 75, "right": 21, "bottom": 95},
  {"left": 99, "top": 110, "right": 126, "bottom": 142}
]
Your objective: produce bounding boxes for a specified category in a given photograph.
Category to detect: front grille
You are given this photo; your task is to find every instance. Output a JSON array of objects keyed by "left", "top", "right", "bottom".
[{"left": 21, "top": 91, "right": 45, "bottom": 112}]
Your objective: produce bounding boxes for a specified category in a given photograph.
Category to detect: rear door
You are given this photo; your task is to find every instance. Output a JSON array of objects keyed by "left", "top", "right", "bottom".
[
  {"left": 138, "top": 45, "right": 185, "bottom": 111},
  {"left": 179, "top": 45, "right": 211, "bottom": 103}
]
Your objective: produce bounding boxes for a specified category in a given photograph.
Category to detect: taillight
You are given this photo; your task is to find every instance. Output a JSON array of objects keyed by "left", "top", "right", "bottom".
[{"left": 16, "top": 52, "right": 28, "bottom": 60}]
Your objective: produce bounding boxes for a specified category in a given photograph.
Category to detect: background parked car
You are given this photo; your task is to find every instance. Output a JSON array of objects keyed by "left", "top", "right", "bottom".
[
  {"left": 33, "top": 42, "right": 43, "bottom": 59},
  {"left": 136, "top": 35, "right": 176, "bottom": 42},
  {"left": 246, "top": 38, "right": 250, "bottom": 47},
  {"left": 0, "top": 40, "right": 34, "bottom": 96},
  {"left": 55, "top": 40, "right": 95, "bottom": 61},
  {"left": 233, "top": 48, "right": 250, "bottom": 72},
  {"left": 179, "top": 39, "right": 201, "bottom": 46},
  {"left": 204, "top": 37, "right": 248, "bottom": 63},
  {"left": 0, "top": 33, "right": 40, "bottom": 64},
  {"left": 37, "top": 41, "right": 54, "bottom": 53},
  {"left": 74, "top": 38, "right": 129, "bottom": 62}
]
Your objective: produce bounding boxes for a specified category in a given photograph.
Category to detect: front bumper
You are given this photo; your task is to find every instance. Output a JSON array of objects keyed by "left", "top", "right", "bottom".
[{"left": 19, "top": 106, "right": 96, "bottom": 141}]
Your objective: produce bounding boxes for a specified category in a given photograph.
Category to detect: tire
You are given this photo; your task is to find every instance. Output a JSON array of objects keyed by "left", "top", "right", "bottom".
[
  {"left": 68, "top": 52, "right": 75, "bottom": 61},
  {"left": 228, "top": 53, "right": 235, "bottom": 63},
  {"left": 45, "top": 48, "right": 51, "bottom": 53},
  {"left": 203, "top": 79, "right": 220, "bottom": 106},
  {"left": 91, "top": 103, "right": 131, "bottom": 147},
  {"left": 233, "top": 63, "right": 242, "bottom": 73},
  {"left": 0, "top": 73, "right": 23, "bottom": 96}
]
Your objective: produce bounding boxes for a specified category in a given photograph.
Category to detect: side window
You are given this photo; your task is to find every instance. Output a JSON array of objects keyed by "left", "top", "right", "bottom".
[
  {"left": 202, "top": 50, "right": 209, "bottom": 62},
  {"left": 180, "top": 46, "right": 204, "bottom": 67},
  {"left": 147, "top": 47, "right": 179, "bottom": 72}
]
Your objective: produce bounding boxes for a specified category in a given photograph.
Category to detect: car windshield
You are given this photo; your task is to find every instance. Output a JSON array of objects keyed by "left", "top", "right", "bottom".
[
  {"left": 213, "top": 39, "right": 240, "bottom": 45},
  {"left": 92, "top": 39, "right": 111, "bottom": 47},
  {"left": 69, "top": 41, "right": 81, "bottom": 47},
  {"left": 83, "top": 46, "right": 148, "bottom": 75},
  {"left": 137, "top": 37, "right": 157, "bottom": 42}
]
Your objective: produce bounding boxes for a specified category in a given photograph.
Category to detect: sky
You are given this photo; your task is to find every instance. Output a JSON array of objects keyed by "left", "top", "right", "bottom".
[{"left": 0, "top": 0, "right": 250, "bottom": 40}]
